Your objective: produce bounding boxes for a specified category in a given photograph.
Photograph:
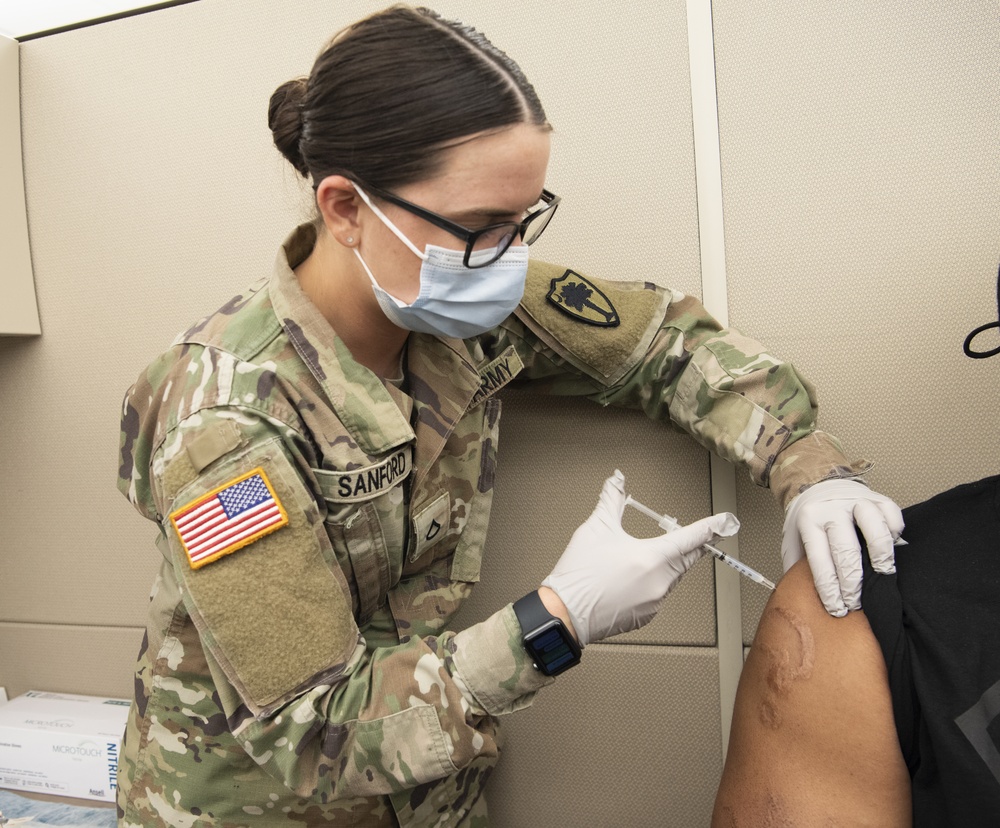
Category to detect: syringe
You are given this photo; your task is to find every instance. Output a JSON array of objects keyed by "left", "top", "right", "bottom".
[{"left": 624, "top": 495, "right": 776, "bottom": 591}]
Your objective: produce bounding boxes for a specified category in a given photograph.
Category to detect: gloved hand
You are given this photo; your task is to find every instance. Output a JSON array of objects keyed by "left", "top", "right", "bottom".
[
  {"left": 781, "top": 478, "right": 905, "bottom": 617},
  {"left": 541, "top": 470, "right": 740, "bottom": 647}
]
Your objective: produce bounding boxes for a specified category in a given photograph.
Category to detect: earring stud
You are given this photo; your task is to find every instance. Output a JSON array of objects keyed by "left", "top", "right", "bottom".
[{"left": 346, "top": 236, "right": 355, "bottom": 244}]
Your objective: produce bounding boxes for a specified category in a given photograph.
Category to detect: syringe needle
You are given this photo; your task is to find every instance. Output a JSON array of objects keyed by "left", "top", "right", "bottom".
[{"left": 624, "top": 495, "right": 776, "bottom": 591}]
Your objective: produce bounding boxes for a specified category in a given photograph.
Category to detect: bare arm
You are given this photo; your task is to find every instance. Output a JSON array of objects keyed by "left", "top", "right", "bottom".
[{"left": 713, "top": 559, "right": 911, "bottom": 827}]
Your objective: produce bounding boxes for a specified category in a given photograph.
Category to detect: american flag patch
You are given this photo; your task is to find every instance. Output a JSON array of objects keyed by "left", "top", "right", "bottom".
[{"left": 170, "top": 467, "right": 289, "bottom": 569}]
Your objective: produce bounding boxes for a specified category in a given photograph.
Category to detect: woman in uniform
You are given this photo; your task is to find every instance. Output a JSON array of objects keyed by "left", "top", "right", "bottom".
[{"left": 115, "top": 6, "right": 904, "bottom": 826}]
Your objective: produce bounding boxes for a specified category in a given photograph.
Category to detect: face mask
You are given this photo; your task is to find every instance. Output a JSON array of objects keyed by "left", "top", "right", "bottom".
[{"left": 352, "top": 185, "right": 530, "bottom": 339}]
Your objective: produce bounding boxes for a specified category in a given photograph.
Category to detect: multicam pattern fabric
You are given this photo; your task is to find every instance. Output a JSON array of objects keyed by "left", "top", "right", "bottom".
[{"left": 115, "top": 223, "right": 864, "bottom": 826}]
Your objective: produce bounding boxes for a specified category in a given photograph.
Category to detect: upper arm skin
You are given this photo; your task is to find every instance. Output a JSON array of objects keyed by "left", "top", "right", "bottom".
[{"left": 712, "top": 559, "right": 911, "bottom": 827}]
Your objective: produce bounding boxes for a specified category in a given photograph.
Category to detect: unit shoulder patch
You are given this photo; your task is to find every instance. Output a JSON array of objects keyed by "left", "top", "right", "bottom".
[
  {"left": 516, "top": 259, "right": 670, "bottom": 383},
  {"left": 170, "top": 467, "right": 289, "bottom": 569},
  {"left": 545, "top": 270, "right": 620, "bottom": 327}
]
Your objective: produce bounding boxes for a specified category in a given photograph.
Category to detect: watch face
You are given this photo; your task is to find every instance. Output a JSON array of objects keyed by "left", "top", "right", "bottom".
[{"left": 525, "top": 619, "right": 581, "bottom": 676}]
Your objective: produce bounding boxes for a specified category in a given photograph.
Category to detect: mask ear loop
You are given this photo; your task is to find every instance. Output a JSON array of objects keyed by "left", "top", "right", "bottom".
[
  {"left": 963, "top": 262, "right": 1000, "bottom": 359},
  {"left": 352, "top": 183, "right": 428, "bottom": 261}
]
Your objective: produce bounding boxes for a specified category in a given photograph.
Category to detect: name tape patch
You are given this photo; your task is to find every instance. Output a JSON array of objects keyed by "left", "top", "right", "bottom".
[
  {"left": 318, "top": 445, "right": 413, "bottom": 504},
  {"left": 170, "top": 467, "right": 289, "bottom": 570}
]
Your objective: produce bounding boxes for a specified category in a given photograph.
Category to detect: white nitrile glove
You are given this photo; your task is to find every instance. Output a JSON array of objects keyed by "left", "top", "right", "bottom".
[
  {"left": 781, "top": 478, "right": 905, "bottom": 617},
  {"left": 541, "top": 470, "right": 740, "bottom": 647}
]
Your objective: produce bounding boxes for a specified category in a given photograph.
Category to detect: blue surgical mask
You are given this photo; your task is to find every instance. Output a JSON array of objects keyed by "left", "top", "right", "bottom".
[{"left": 352, "top": 184, "right": 529, "bottom": 339}]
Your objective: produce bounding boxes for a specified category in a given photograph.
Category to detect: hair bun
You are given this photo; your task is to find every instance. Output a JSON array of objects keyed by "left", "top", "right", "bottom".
[{"left": 268, "top": 77, "right": 309, "bottom": 176}]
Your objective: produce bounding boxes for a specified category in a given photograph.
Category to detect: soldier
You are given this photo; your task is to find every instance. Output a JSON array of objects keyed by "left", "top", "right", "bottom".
[{"left": 115, "top": 5, "right": 904, "bottom": 826}]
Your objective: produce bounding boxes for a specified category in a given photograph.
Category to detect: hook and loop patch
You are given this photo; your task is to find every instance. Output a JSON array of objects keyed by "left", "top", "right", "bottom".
[{"left": 170, "top": 467, "right": 288, "bottom": 569}]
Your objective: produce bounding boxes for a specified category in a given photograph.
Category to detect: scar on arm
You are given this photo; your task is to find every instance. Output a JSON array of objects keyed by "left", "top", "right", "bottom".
[
  {"left": 756, "top": 606, "right": 815, "bottom": 729},
  {"left": 714, "top": 560, "right": 911, "bottom": 828}
]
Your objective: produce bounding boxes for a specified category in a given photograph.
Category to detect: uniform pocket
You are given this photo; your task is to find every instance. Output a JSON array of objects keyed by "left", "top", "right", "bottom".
[
  {"left": 164, "top": 436, "right": 358, "bottom": 715},
  {"left": 451, "top": 397, "right": 502, "bottom": 583},
  {"left": 325, "top": 502, "right": 394, "bottom": 625}
]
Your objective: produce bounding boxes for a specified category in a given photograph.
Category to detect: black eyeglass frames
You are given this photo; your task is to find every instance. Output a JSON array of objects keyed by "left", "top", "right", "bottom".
[{"left": 360, "top": 184, "right": 560, "bottom": 268}]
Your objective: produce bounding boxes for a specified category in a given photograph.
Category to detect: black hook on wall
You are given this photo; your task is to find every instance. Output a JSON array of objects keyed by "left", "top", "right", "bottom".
[{"left": 963, "top": 263, "right": 1000, "bottom": 359}]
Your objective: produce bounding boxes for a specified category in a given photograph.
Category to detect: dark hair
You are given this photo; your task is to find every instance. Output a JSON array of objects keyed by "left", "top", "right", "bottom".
[{"left": 268, "top": 5, "right": 549, "bottom": 192}]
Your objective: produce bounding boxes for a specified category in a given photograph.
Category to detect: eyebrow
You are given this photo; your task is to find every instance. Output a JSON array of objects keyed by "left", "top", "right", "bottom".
[
  {"left": 456, "top": 208, "right": 520, "bottom": 222},
  {"left": 453, "top": 191, "right": 546, "bottom": 222}
]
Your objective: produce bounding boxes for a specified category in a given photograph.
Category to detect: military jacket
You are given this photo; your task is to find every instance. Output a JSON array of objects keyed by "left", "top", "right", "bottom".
[{"left": 115, "top": 223, "right": 866, "bottom": 827}]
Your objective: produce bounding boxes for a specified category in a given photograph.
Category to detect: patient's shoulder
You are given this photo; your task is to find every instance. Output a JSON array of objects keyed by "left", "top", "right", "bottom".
[{"left": 712, "top": 560, "right": 910, "bottom": 827}]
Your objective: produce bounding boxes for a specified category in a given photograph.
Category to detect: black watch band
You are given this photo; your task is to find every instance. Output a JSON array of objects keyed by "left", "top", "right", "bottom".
[{"left": 512, "top": 590, "right": 582, "bottom": 677}]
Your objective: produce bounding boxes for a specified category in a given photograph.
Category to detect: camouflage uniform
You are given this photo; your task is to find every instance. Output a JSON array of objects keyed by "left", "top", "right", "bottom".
[{"left": 116, "top": 223, "right": 867, "bottom": 827}]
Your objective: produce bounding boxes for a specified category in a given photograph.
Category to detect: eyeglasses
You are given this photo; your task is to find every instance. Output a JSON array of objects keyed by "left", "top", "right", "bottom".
[{"left": 360, "top": 184, "right": 560, "bottom": 268}]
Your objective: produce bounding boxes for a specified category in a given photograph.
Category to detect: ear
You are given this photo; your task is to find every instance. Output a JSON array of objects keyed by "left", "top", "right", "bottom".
[{"left": 315, "top": 175, "right": 361, "bottom": 246}]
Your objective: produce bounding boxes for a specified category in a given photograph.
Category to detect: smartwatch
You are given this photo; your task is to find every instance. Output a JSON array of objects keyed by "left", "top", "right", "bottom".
[{"left": 512, "top": 590, "right": 582, "bottom": 676}]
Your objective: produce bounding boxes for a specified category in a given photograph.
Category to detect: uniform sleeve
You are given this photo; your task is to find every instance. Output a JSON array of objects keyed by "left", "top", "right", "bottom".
[
  {"left": 148, "top": 405, "right": 551, "bottom": 802},
  {"left": 497, "top": 260, "right": 870, "bottom": 508}
]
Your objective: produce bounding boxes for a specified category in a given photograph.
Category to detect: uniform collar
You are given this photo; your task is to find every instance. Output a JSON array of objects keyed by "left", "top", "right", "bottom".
[
  {"left": 268, "top": 223, "right": 483, "bottom": 464},
  {"left": 269, "top": 222, "right": 414, "bottom": 454},
  {"left": 405, "top": 331, "right": 483, "bottom": 491}
]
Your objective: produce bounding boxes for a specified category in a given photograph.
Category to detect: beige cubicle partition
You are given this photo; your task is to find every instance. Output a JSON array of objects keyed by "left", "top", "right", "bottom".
[
  {"left": 711, "top": 0, "right": 1000, "bottom": 640},
  {"left": 0, "top": 1, "right": 996, "bottom": 825},
  {"left": 0, "top": 34, "right": 40, "bottom": 334}
]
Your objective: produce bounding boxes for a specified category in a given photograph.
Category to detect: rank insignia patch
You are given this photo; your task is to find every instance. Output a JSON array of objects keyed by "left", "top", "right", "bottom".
[
  {"left": 170, "top": 467, "right": 289, "bottom": 569},
  {"left": 545, "top": 270, "right": 620, "bottom": 327}
]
